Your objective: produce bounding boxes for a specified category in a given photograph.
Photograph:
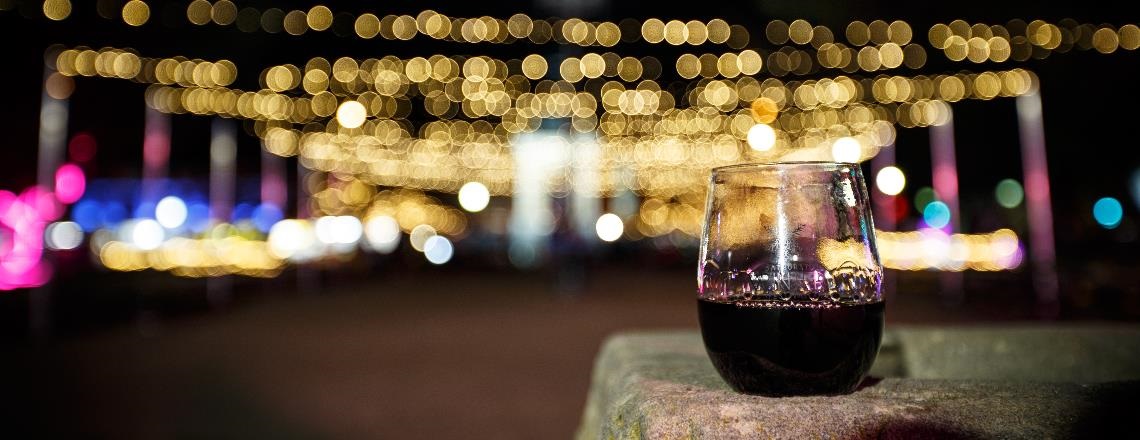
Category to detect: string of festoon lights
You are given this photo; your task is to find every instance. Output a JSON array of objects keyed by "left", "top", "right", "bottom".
[{"left": 13, "top": 0, "right": 1140, "bottom": 278}]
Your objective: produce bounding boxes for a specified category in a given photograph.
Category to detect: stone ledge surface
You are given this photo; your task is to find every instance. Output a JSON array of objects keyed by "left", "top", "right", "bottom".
[{"left": 577, "top": 328, "right": 1140, "bottom": 439}]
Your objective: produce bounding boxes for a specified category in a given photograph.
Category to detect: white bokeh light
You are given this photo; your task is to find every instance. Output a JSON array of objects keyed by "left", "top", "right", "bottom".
[
  {"left": 746, "top": 123, "right": 776, "bottom": 151},
  {"left": 45, "top": 221, "right": 83, "bottom": 250},
  {"left": 315, "top": 215, "right": 362, "bottom": 244},
  {"left": 595, "top": 213, "right": 624, "bottom": 242},
  {"left": 409, "top": 224, "right": 437, "bottom": 252},
  {"left": 332, "top": 216, "right": 363, "bottom": 244},
  {"left": 336, "top": 100, "right": 367, "bottom": 129},
  {"left": 155, "top": 196, "right": 188, "bottom": 228},
  {"left": 315, "top": 216, "right": 337, "bottom": 244},
  {"left": 364, "top": 215, "right": 401, "bottom": 254},
  {"left": 423, "top": 235, "right": 454, "bottom": 264},
  {"left": 131, "top": 219, "right": 165, "bottom": 250},
  {"left": 875, "top": 166, "right": 907, "bottom": 196},
  {"left": 831, "top": 137, "right": 862, "bottom": 163},
  {"left": 267, "top": 219, "right": 315, "bottom": 259},
  {"left": 458, "top": 181, "right": 491, "bottom": 212}
]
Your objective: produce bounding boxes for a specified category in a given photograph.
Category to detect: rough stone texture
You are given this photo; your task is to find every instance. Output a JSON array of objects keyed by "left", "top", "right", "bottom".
[
  {"left": 577, "top": 327, "right": 1140, "bottom": 439},
  {"left": 895, "top": 326, "right": 1140, "bottom": 382}
]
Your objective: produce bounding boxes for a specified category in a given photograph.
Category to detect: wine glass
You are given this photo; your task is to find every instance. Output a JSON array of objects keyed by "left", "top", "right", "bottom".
[{"left": 697, "top": 162, "right": 884, "bottom": 396}]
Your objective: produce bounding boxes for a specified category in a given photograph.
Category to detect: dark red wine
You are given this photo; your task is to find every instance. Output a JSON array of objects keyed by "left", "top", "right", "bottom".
[{"left": 698, "top": 299, "right": 884, "bottom": 396}]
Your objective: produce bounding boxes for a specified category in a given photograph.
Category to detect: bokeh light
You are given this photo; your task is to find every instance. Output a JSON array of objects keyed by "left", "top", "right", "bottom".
[
  {"left": 409, "top": 224, "right": 437, "bottom": 251},
  {"left": 54, "top": 164, "right": 86, "bottom": 204},
  {"left": 924, "top": 201, "right": 951, "bottom": 229},
  {"left": 130, "top": 219, "right": 165, "bottom": 250},
  {"left": 1131, "top": 169, "right": 1140, "bottom": 210},
  {"left": 746, "top": 123, "right": 776, "bottom": 151},
  {"left": 334, "top": 216, "right": 364, "bottom": 244},
  {"left": 364, "top": 215, "right": 401, "bottom": 254},
  {"left": 458, "top": 182, "right": 491, "bottom": 212},
  {"left": 315, "top": 216, "right": 338, "bottom": 244},
  {"left": 43, "top": 0, "right": 71, "bottom": 21},
  {"left": 831, "top": 137, "right": 862, "bottom": 163},
  {"left": 995, "top": 179, "right": 1024, "bottom": 208},
  {"left": 8, "top": 11, "right": 1125, "bottom": 283},
  {"left": 122, "top": 0, "right": 150, "bottom": 26},
  {"left": 68, "top": 133, "right": 97, "bottom": 163},
  {"left": 316, "top": 215, "right": 363, "bottom": 245},
  {"left": 914, "top": 187, "right": 937, "bottom": 213},
  {"left": 72, "top": 200, "right": 102, "bottom": 231},
  {"left": 251, "top": 203, "right": 284, "bottom": 232},
  {"left": 45, "top": 221, "right": 83, "bottom": 250},
  {"left": 336, "top": 100, "right": 367, "bottom": 129},
  {"left": 595, "top": 213, "right": 624, "bottom": 242},
  {"left": 155, "top": 196, "right": 188, "bottom": 229},
  {"left": 875, "top": 166, "right": 906, "bottom": 196},
  {"left": 1093, "top": 197, "right": 1123, "bottom": 229},
  {"left": 423, "top": 235, "right": 454, "bottom": 264},
  {"left": 268, "top": 219, "right": 315, "bottom": 258},
  {"left": 878, "top": 228, "right": 1021, "bottom": 271}
]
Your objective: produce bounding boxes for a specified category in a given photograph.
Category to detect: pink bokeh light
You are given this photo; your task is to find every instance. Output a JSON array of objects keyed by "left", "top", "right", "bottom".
[
  {"left": 0, "top": 184, "right": 71, "bottom": 290},
  {"left": 68, "top": 132, "right": 97, "bottom": 163},
  {"left": 21, "top": 186, "right": 61, "bottom": 223},
  {"left": 55, "top": 163, "right": 86, "bottom": 205},
  {"left": 0, "top": 190, "right": 50, "bottom": 290}
]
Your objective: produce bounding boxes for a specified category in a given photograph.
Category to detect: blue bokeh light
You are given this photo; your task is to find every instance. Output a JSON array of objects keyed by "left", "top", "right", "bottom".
[
  {"left": 72, "top": 200, "right": 102, "bottom": 232},
  {"left": 923, "top": 201, "right": 951, "bottom": 229},
  {"left": 251, "top": 203, "right": 284, "bottom": 232},
  {"left": 101, "top": 201, "right": 127, "bottom": 227},
  {"left": 1093, "top": 197, "right": 1123, "bottom": 229},
  {"left": 133, "top": 201, "right": 156, "bottom": 220},
  {"left": 232, "top": 203, "right": 254, "bottom": 222},
  {"left": 185, "top": 202, "right": 211, "bottom": 232}
]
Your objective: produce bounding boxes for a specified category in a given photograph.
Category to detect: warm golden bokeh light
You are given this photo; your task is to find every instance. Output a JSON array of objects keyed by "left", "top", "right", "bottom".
[
  {"left": 307, "top": 5, "right": 333, "bottom": 31},
  {"left": 43, "top": 0, "right": 71, "bottom": 21},
  {"left": 121, "top": 0, "right": 149, "bottom": 27}
]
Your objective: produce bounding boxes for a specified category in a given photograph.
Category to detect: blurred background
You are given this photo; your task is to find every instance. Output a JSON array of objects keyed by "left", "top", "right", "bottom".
[{"left": 2, "top": 0, "right": 1139, "bottom": 437}]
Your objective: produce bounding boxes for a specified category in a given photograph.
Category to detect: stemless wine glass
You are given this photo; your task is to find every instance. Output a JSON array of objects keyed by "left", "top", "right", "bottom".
[{"left": 697, "top": 162, "right": 884, "bottom": 396}]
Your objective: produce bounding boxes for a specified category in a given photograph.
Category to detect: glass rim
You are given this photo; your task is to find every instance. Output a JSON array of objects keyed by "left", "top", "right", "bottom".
[{"left": 711, "top": 161, "right": 857, "bottom": 175}]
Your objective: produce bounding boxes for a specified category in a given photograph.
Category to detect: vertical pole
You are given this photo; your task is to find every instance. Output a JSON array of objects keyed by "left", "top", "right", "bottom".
[
  {"left": 141, "top": 106, "right": 171, "bottom": 209},
  {"left": 209, "top": 119, "right": 237, "bottom": 225},
  {"left": 207, "top": 118, "right": 237, "bottom": 305},
  {"left": 260, "top": 147, "right": 287, "bottom": 210},
  {"left": 509, "top": 132, "right": 565, "bottom": 269},
  {"left": 870, "top": 141, "right": 897, "bottom": 232},
  {"left": 931, "top": 111, "right": 963, "bottom": 303},
  {"left": 870, "top": 141, "right": 896, "bottom": 300},
  {"left": 295, "top": 155, "right": 318, "bottom": 294},
  {"left": 30, "top": 66, "right": 69, "bottom": 340},
  {"left": 570, "top": 134, "right": 600, "bottom": 242},
  {"left": 1016, "top": 92, "right": 1059, "bottom": 318},
  {"left": 296, "top": 157, "right": 311, "bottom": 219}
]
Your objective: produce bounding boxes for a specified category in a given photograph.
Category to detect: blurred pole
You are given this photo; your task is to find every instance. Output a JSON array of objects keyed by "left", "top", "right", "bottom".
[
  {"left": 37, "top": 80, "right": 68, "bottom": 191},
  {"left": 141, "top": 106, "right": 171, "bottom": 208},
  {"left": 870, "top": 141, "right": 896, "bottom": 301},
  {"left": 509, "top": 131, "right": 565, "bottom": 268},
  {"left": 31, "top": 66, "right": 69, "bottom": 340},
  {"left": 296, "top": 158, "right": 311, "bottom": 218},
  {"left": 209, "top": 119, "right": 236, "bottom": 225},
  {"left": 563, "top": 134, "right": 600, "bottom": 294},
  {"left": 208, "top": 118, "right": 237, "bottom": 306},
  {"left": 930, "top": 111, "right": 963, "bottom": 303},
  {"left": 296, "top": 156, "right": 318, "bottom": 293},
  {"left": 570, "top": 134, "right": 600, "bottom": 242},
  {"left": 870, "top": 141, "right": 897, "bottom": 232},
  {"left": 1016, "top": 92, "right": 1059, "bottom": 318},
  {"left": 260, "top": 147, "right": 287, "bottom": 210}
]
